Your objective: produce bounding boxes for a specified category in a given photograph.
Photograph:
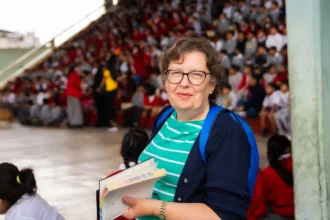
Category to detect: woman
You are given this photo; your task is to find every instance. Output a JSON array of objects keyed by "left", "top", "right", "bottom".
[
  {"left": 122, "top": 38, "right": 252, "bottom": 220},
  {"left": 66, "top": 64, "right": 83, "bottom": 128},
  {"left": 0, "top": 163, "right": 64, "bottom": 219}
]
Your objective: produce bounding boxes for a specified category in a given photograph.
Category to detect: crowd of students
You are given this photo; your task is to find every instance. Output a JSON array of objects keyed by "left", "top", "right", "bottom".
[{"left": 0, "top": 0, "right": 290, "bottom": 137}]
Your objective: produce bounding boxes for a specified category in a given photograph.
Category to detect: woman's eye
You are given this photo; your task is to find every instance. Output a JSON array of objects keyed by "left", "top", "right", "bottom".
[
  {"left": 191, "top": 72, "right": 203, "bottom": 78},
  {"left": 171, "top": 72, "right": 182, "bottom": 76}
]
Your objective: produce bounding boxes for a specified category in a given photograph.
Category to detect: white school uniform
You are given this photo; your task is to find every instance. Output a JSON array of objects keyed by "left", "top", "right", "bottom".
[
  {"left": 263, "top": 91, "right": 280, "bottom": 108},
  {"left": 5, "top": 194, "right": 64, "bottom": 220}
]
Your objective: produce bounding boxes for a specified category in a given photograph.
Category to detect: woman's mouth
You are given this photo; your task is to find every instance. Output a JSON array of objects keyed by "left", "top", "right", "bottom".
[{"left": 176, "top": 92, "right": 193, "bottom": 99}]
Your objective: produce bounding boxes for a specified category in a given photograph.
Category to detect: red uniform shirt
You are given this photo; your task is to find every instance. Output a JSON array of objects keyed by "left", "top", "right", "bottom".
[
  {"left": 66, "top": 72, "right": 82, "bottom": 99},
  {"left": 247, "top": 170, "right": 266, "bottom": 220},
  {"left": 143, "top": 95, "right": 161, "bottom": 107},
  {"left": 263, "top": 155, "right": 294, "bottom": 217}
]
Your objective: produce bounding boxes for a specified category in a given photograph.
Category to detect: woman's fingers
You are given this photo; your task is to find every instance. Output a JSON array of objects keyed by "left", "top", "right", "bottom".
[
  {"left": 121, "top": 197, "right": 137, "bottom": 220},
  {"left": 122, "top": 210, "right": 134, "bottom": 219},
  {"left": 122, "top": 196, "right": 136, "bottom": 207}
]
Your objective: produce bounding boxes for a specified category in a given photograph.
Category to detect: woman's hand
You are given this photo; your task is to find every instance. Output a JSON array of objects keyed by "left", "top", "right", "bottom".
[{"left": 121, "top": 196, "right": 161, "bottom": 219}]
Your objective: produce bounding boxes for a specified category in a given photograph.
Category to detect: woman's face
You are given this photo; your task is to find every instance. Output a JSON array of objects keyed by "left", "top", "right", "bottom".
[{"left": 165, "top": 51, "right": 215, "bottom": 114}]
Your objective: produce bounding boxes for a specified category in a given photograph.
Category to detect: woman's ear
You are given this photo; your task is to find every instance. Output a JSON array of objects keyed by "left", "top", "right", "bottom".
[{"left": 209, "top": 78, "right": 217, "bottom": 92}]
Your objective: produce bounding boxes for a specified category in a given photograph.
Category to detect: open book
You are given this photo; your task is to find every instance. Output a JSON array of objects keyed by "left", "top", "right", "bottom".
[{"left": 99, "top": 158, "right": 166, "bottom": 220}]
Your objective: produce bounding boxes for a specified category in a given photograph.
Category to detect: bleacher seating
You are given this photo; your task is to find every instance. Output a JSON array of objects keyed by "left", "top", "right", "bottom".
[{"left": 0, "top": 0, "right": 289, "bottom": 136}]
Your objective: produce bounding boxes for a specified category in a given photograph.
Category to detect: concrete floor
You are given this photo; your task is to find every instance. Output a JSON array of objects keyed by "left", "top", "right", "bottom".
[{"left": 0, "top": 123, "right": 268, "bottom": 220}]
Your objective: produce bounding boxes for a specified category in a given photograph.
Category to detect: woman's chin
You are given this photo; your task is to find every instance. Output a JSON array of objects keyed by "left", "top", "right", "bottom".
[{"left": 174, "top": 103, "right": 193, "bottom": 111}]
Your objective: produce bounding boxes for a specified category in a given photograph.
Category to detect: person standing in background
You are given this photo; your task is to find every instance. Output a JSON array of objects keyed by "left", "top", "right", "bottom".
[
  {"left": 92, "top": 62, "right": 108, "bottom": 127},
  {"left": 66, "top": 64, "right": 83, "bottom": 128},
  {"left": 97, "top": 53, "right": 119, "bottom": 132}
]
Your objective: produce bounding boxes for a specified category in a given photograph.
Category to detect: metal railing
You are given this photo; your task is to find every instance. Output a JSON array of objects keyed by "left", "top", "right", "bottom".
[{"left": 0, "top": 4, "right": 106, "bottom": 88}]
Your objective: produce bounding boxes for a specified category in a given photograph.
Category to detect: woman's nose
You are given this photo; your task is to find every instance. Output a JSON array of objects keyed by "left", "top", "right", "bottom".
[{"left": 179, "top": 75, "right": 190, "bottom": 87}]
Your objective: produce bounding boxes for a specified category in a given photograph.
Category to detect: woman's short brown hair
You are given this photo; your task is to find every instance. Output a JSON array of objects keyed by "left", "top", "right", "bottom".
[{"left": 159, "top": 37, "right": 223, "bottom": 102}]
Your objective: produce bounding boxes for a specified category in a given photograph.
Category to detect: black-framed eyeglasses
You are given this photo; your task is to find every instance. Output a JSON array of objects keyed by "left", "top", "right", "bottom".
[{"left": 165, "top": 69, "right": 210, "bottom": 86}]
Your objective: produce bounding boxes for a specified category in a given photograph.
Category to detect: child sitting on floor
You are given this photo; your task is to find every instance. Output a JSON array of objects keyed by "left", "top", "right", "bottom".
[
  {"left": 259, "top": 82, "right": 280, "bottom": 136},
  {"left": 141, "top": 84, "right": 162, "bottom": 129},
  {"left": 248, "top": 135, "right": 294, "bottom": 220},
  {"left": 263, "top": 135, "right": 294, "bottom": 219},
  {"left": 0, "top": 163, "right": 64, "bottom": 220},
  {"left": 96, "top": 128, "right": 149, "bottom": 220},
  {"left": 216, "top": 83, "right": 238, "bottom": 111},
  {"left": 119, "top": 128, "right": 150, "bottom": 170},
  {"left": 275, "top": 82, "right": 291, "bottom": 139}
]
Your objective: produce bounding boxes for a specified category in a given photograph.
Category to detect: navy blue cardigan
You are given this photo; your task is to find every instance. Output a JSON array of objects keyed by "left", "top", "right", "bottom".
[{"left": 151, "top": 106, "right": 251, "bottom": 219}]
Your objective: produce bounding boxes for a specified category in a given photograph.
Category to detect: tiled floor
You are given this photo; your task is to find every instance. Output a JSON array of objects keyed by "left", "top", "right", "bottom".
[{"left": 0, "top": 123, "right": 268, "bottom": 220}]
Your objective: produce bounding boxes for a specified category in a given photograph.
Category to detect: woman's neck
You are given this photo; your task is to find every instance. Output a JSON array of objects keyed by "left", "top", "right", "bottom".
[{"left": 176, "top": 102, "right": 210, "bottom": 122}]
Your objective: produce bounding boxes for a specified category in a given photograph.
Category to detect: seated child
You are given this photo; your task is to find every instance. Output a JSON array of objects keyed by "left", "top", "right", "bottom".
[
  {"left": 273, "top": 64, "right": 288, "bottom": 86},
  {"left": 47, "top": 100, "right": 66, "bottom": 127},
  {"left": 216, "top": 83, "right": 238, "bottom": 111},
  {"left": 275, "top": 82, "right": 291, "bottom": 138},
  {"left": 123, "top": 85, "right": 144, "bottom": 127},
  {"left": 237, "top": 65, "right": 253, "bottom": 100},
  {"left": 263, "top": 135, "right": 294, "bottom": 219},
  {"left": 263, "top": 65, "right": 278, "bottom": 85},
  {"left": 82, "top": 87, "right": 97, "bottom": 126},
  {"left": 248, "top": 135, "right": 294, "bottom": 220},
  {"left": 247, "top": 169, "right": 266, "bottom": 220},
  {"left": 141, "top": 84, "right": 162, "bottom": 129},
  {"left": 259, "top": 82, "right": 280, "bottom": 136},
  {"left": 0, "top": 163, "right": 64, "bottom": 220},
  {"left": 235, "top": 74, "right": 266, "bottom": 118},
  {"left": 96, "top": 128, "right": 150, "bottom": 220},
  {"left": 119, "top": 128, "right": 150, "bottom": 170},
  {"left": 159, "top": 90, "right": 170, "bottom": 107},
  {"left": 29, "top": 98, "right": 52, "bottom": 126}
]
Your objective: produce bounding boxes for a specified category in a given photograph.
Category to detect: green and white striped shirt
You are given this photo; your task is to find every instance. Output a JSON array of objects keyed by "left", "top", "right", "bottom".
[{"left": 138, "top": 111, "right": 204, "bottom": 220}]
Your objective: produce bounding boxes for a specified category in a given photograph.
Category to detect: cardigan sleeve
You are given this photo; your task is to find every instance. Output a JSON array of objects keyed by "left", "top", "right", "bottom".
[{"left": 204, "top": 113, "right": 251, "bottom": 219}]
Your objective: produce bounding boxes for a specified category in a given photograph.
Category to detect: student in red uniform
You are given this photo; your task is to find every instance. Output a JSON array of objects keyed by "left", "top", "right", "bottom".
[
  {"left": 66, "top": 64, "right": 83, "bottom": 128},
  {"left": 96, "top": 128, "right": 149, "bottom": 220},
  {"left": 247, "top": 169, "right": 266, "bottom": 220},
  {"left": 248, "top": 135, "right": 294, "bottom": 220},
  {"left": 263, "top": 135, "right": 294, "bottom": 219},
  {"left": 140, "top": 84, "right": 162, "bottom": 128}
]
